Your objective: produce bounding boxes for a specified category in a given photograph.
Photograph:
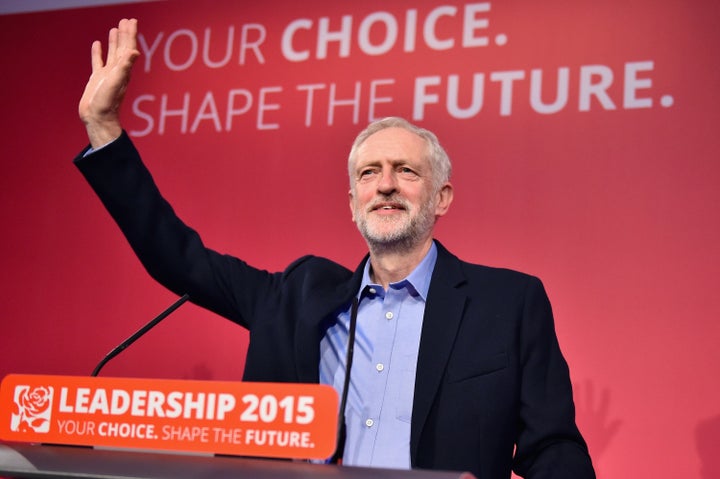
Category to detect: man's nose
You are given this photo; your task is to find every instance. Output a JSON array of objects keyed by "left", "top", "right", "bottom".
[{"left": 377, "top": 169, "right": 397, "bottom": 194}]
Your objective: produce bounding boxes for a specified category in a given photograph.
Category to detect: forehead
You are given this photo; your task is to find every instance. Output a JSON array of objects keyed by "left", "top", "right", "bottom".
[{"left": 355, "top": 127, "right": 429, "bottom": 166}]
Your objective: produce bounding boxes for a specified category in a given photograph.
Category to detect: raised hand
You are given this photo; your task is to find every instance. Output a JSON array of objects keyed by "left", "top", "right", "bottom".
[{"left": 79, "top": 19, "right": 140, "bottom": 148}]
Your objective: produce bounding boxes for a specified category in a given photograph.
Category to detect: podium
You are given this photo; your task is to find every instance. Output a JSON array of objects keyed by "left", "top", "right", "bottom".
[
  {"left": 1, "top": 375, "right": 477, "bottom": 478},
  {"left": 0, "top": 443, "right": 476, "bottom": 479}
]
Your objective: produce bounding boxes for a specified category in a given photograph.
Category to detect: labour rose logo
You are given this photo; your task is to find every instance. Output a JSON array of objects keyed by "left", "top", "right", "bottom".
[{"left": 10, "top": 385, "right": 53, "bottom": 433}]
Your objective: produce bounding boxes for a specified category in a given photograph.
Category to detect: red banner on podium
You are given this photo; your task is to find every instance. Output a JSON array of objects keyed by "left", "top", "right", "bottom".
[{"left": 0, "top": 374, "right": 338, "bottom": 460}]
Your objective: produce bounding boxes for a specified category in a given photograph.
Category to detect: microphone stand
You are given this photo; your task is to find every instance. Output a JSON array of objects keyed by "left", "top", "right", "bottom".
[{"left": 91, "top": 294, "right": 190, "bottom": 376}]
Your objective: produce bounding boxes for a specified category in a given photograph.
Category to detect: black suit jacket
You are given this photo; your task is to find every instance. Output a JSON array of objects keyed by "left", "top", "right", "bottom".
[{"left": 75, "top": 132, "right": 595, "bottom": 479}]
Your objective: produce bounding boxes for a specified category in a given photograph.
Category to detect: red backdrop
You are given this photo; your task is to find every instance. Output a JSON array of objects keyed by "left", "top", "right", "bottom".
[{"left": 1, "top": 1, "right": 719, "bottom": 478}]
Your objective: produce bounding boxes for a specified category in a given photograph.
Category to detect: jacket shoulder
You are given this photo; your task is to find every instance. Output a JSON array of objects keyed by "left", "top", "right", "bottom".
[
  {"left": 435, "top": 241, "right": 543, "bottom": 291},
  {"left": 283, "top": 254, "right": 354, "bottom": 287}
]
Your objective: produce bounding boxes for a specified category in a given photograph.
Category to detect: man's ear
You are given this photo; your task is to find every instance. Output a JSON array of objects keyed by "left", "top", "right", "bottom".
[
  {"left": 348, "top": 189, "right": 356, "bottom": 222},
  {"left": 434, "top": 182, "right": 454, "bottom": 218}
]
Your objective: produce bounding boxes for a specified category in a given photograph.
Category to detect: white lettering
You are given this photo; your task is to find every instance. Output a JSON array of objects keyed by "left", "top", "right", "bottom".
[
  {"left": 183, "top": 392, "right": 205, "bottom": 420},
  {"left": 317, "top": 15, "right": 353, "bottom": 59},
  {"left": 59, "top": 387, "right": 72, "bottom": 413},
  {"left": 190, "top": 91, "right": 223, "bottom": 133},
  {"left": 282, "top": 19, "right": 312, "bottom": 62},
  {"left": 297, "top": 83, "right": 326, "bottom": 127},
  {"left": 54, "top": 388, "right": 237, "bottom": 421},
  {"left": 216, "top": 394, "right": 236, "bottom": 421},
  {"left": 202, "top": 27, "right": 234, "bottom": 69},
  {"left": 490, "top": 70, "right": 525, "bottom": 116},
  {"left": 328, "top": 82, "right": 361, "bottom": 125},
  {"left": 138, "top": 25, "right": 266, "bottom": 72},
  {"left": 463, "top": 3, "right": 491, "bottom": 47},
  {"left": 130, "top": 390, "right": 147, "bottom": 417},
  {"left": 280, "top": 3, "right": 495, "bottom": 61},
  {"left": 413, "top": 76, "right": 442, "bottom": 121},
  {"left": 58, "top": 419, "right": 95, "bottom": 436},
  {"left": 98, "top": 422, "right": 156, "bottom": 439},
  {"left": 131, "top": 89, "right": 281, "bottom": 136},
  {"left": 88, "top": 388, "right": 110, "bottom": 414},
  {"left": 137, "top": 32, "right": 163, "bottom": 73},
  {"left": 403, "top": 9, "right": 417, "bottom": 52},
  {"left": 225, "top": 89, "right": 253, "bottom": 130},
  {"left": 159, "top": 92, "right": 191, "bottom": 134},
  {"left": 239, "top": 24, "right": 266, "bottom": 65},
  {"left": 245, "top": 429, "right": 312, "bottom": 448},
  {"left": 410, "top": 62, "right": 655, "bottom": 119},
  {"left": 579, "top": 65, "right": 616, "bottom": 111},
  {"left": 624, "top": 61, "right": 654, "bottom": 109},
  {"left": 111, "top": 389, "right": 130, "bottom": 415},
  {"left": 530, "top": 67, "right": 569, "bottom": 114},
  {"left": 358, "top": 12, "right": 398, "bottom": 56},
  {"left": 75, "top": 388, "right": 90, "bottom": 413},
  {"left": 161, "top": 425, "right": 210, "bottom": 442},
  {"left": 166, "top": 391, "right": 184, "bottom": 418},
  {"left": 146, "top": 390, "right": 166, "bottom": 417},
  {"left": 164, "top": 29, "right": 198, "bottom": 72},
  {"left": 257, "top": 87, "right": 283, "bottom": 130},
  {"left": 130, "top": 94, "right": 156, "bottom": 137},
  {"left": 368, "top": 78, "right": 395, "bottom": 121},
  {"left": 447, "top": 73, "right": 485, "bottom": 119},
  {"left": 424, "top": 6, "right": 456, "bottom": 50}
]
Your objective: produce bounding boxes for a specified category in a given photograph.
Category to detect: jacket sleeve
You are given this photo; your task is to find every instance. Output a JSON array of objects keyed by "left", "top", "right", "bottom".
[
  {"left": 73, "top": 131, "right": 283, "bottom": 329},
  {"left": 512, "top": 276, "right": 596, "bottom": 478}
]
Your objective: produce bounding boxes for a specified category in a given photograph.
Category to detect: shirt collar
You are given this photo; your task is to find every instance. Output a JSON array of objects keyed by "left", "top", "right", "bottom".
[{"left": 359, "top": 242, "right": 438, "bottom": 301}]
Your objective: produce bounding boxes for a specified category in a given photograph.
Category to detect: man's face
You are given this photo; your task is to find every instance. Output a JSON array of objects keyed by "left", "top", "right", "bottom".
[{"left": 349, "top": 127, "right": 450, "bottom": 249}]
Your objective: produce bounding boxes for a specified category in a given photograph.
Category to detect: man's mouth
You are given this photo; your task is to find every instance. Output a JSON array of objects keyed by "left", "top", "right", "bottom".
[{"left": 371, "top": 203, "right": 405, "bottom": 212}]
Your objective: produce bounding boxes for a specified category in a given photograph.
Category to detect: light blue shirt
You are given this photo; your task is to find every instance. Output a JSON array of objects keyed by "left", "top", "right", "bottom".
[{"left": 319, "top": 242, "right": 437, "bottom": 468}]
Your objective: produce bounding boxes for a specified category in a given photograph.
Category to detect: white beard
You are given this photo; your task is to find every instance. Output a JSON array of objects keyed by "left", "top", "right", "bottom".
[{"left": 354, "top": 195, "right": 436, "bottom": 252}]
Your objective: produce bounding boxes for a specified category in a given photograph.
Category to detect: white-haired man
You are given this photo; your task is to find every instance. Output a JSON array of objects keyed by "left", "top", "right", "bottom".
[{"left": 75, "top": 19, "right": 595, "bottom": 479}]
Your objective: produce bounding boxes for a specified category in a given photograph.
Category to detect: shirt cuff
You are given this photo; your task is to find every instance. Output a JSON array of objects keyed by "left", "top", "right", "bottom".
[{"left": 83, "top": 137, "right": 119, "bottom": 157}]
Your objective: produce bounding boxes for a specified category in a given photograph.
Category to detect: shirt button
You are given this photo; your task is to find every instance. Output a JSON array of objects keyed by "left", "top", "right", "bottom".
[
  {"left": 385, "top": 311, "right": 394, "bottom": 320},
  {"left": 365, "top": 419, "right": 374, "bottom": 427},
  {"left": 375, "top": 363, "right": 384, "bottom": 372},
  {"left": 368, "top": 288, "right": 376, "bottom": 295}
]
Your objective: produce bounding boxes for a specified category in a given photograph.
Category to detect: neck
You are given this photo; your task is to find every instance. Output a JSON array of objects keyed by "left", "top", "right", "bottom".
[{"left": 367, "top": 237, "right": 434, "bottom": 289}]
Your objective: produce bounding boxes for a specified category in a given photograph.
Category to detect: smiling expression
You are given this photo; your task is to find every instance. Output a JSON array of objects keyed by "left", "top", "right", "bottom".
[{"left": 349, "top": 127, "right": 451, "bottom": 250}]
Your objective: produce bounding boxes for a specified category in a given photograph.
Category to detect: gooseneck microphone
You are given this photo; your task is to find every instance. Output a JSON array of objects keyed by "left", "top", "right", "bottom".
[
  {"left": 329, "top": 296, "right": 359, "bottom": 464},
  {"left": 90, "top": 293, "right": 190, "bottom": 376}
]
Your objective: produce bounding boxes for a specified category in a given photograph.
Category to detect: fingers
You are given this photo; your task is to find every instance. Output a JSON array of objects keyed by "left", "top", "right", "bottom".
[
  {"left": 98, "top": 19, "right": 139, "bottom": 70},
  {"left": 107, "top": 27, "right": 118, "bottom": 64},
  {"left": 80, "top": 19, "right": 139, "bottom": 147},
  {"left": 114, "top": 18, "right": 139, "bottom": 68},
  {"left": 118, "top": 18, "right": 138, "bottom": 53},
  {"left": 90, "top": 40, "right": 103, "bottom": 73}
]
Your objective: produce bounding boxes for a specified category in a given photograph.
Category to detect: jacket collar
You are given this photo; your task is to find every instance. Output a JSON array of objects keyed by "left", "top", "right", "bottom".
[
  {"left": 293, "top": 255, "right": 365, "bottom": 383},
  {"left": 292, "top": 238, "right": 469, "bottom": 450}
]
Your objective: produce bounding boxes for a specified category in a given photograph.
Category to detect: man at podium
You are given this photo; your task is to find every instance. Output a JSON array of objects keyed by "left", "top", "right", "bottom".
[{"left": 73, "top": 18, "right": 595, "bottom": 479}]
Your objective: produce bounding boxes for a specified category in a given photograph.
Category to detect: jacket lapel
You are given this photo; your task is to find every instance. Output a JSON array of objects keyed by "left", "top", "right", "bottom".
[
  {"left": 410, "top": 241, "right": 468, "bottom": 461},
  {"left": 293, "top": 256, "right": 366, "bottom": 383},
  {"left": 291, "top": 244, "right": 468, "bottom": 460}
]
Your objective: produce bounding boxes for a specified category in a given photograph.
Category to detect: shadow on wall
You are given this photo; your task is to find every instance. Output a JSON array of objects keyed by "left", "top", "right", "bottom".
[
  {"left": 696, "top": 414, "right": 720, "bottom": 479},
  {"left": 574, "top": 380, "right": 622, "bottom": 463}
]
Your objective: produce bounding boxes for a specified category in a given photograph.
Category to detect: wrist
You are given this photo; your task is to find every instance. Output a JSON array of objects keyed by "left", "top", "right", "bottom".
[{"left": 83, "top": 119, "right": 122, "bottom": 149}]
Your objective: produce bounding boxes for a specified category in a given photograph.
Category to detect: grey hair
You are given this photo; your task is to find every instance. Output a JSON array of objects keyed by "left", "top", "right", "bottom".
[{"left": 347, "top": 117, "right": 452, "bottom": 193}]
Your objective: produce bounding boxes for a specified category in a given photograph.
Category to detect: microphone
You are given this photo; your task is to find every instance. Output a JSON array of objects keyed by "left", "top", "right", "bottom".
[
  {"left": 329, "top": 296, "right": 359, "bottom": 464},
  {"left": 91, "top": 293, "right": 190, "bottom": 376}
]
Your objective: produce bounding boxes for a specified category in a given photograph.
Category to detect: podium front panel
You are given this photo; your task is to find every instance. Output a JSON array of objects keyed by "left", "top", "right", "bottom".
[{"left": 0, "top": 443, "right": 476, "bottom": 479}]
